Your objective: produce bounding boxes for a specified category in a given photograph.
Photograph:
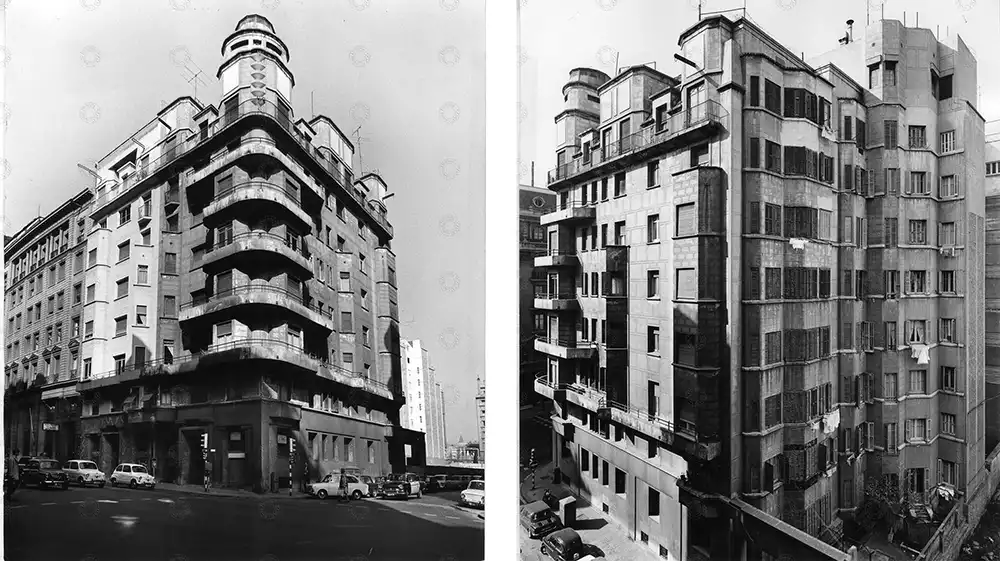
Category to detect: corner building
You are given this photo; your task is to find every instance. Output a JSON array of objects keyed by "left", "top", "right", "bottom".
[
  {"left": 53, "top": 14, "right": 402, "bottom": 492},
  {"left": 534, "top": 14, "right": 985, "bottom": 561}
]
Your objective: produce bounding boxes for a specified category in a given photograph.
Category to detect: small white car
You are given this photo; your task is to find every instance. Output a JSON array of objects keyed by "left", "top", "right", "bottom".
[
  {"left": 110, "top": 463, "right": 156, "bottom": 489},
  {"left": 306, "top": 473, "right": 369, "bottom": 500},
  {"left": 63, "top": 460, "right": 107, "bottom": 488},
  {"left": 460, "top": 479, "right": 485, "bottom": 508}
]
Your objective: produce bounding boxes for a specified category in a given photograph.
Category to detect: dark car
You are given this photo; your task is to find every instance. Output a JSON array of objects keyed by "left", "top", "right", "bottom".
[
  {"left": 383, "top": 473, "right": 422, "bottom": 498},
  {"left": 358, "top": 475, "right": 376, "bottom": 497},
  {"left": 379, "top": 478, "right": 410, "bottom": 500},
  {"left": 22, "top": 458, "right": 69, "bottom": 490},
  {"left": 426, "top": 475, "right": 446, "bottom": 493},
  {"left": 540, "top": 528, "right": 584, "bottom": 561},
  {"left": 520, "top": 500, "right": 562, "bottom": 539}
]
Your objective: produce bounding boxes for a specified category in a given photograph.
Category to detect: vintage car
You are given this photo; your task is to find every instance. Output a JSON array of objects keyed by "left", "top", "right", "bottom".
[
  {"left": 109, "top": 463, "right": 156, "bottom": 489},
  {"left": 425, "top": 474, "right": 447, "bottom": 493},
  {"left": 540, "top": 528, "right": 585, "bottom": 561},
  {"left": 380, "top": 473, "right": 422, "bottom": 499},
  {"left": 63, "top": 459, "right": 107, "bottom": 487},
  {"left": 520, "top": 500, "right": 562, "bottom": 538},
  {"left": 459, "top": 479, "right": 485, "bottom": 508},
  {"left": 22, "top": 458, "right": 70, "bottom": 490},
  {"left": 305, "top": 473, "right": 369, "bottom": 500}
]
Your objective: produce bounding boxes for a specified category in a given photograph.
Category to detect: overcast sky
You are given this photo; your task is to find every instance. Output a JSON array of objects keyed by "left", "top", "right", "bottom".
[
  {"left": 519, "top": 0, "right": 1000, "bottom": 180},
  {"left": 2, "top": 0, "right": 485, "bottom": 443}
]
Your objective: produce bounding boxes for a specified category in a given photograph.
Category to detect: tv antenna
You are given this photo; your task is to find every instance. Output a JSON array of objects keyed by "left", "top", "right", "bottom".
[
  {"left": 352, "top": 124, "right": 372, "bottom": 176},
  {"left": 178, "top": 54, "right": 210, "bottom": 100}
]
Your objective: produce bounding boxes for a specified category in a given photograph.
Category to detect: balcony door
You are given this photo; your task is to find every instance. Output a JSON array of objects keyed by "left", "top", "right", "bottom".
[
  {"left": 548, "top": 316, "right": 558, "bottom": 343},
  {"left": 547, "top": 274, "right": 558, "bottom": 298},
  {"left": 687, "top": 82, "right": 706, "bottom": 126},
  {"left": 619, "top": 119, "right": 632, "bottom": 153},
  {"left": 648, "top": 381, "right": 660, "bottom": 420},
  {"left": 548, "top": 231, "right": 557, "bottom": 255}
]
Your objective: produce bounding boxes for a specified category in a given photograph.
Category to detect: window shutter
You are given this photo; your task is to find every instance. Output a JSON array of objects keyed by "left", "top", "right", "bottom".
[
  {"left": 905, "top": 419, "right": 912, "bottom": 442},
  {"left": 956, "top": 174, "right": 961, "bottom": 196},
  {"left": 937, "top": 459, "right": 943, "bottom": 482},
  {"left": 904, "top": 271, "right": 911, "bottom": 294}
]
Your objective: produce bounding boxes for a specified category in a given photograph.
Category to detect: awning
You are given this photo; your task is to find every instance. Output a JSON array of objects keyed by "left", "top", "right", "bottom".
[{"left": 42, "top": 386, "right": 79, "bottom": 401}]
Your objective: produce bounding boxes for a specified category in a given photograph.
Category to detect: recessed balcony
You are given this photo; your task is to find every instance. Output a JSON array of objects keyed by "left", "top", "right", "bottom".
[
  {"left": 201, "top": 231, "right": 313, "bottom": 278},
  {"left": 533, "top": 336, "right": 597, "bottom": 360},
  {"left": 203, "top": 180, "right": 313, "bottom": 231},
  {"left": 178, "top": 285, "right": 336, "bottom": 333},
  {"left": 533, "top": 291, "right": 580, "bottom": 311},
  {"left": 539, "top": 202, "right": 596, "bottom": 226},
  {"left": 533, "top": 250, "right": 580, "bottom": 268}
]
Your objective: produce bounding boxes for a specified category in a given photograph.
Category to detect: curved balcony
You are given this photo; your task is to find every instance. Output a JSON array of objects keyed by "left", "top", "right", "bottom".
[
  {"left": 178, "top": 285, "right": 336, "bottom": 333},
  {"left": 533, "top": 291, "right": 580, "bottom": 311},
  {"left": 533, "top": 336, "right": 597, "bottom": 360},
  {"left": 203, "top": 180, "right": 313, "bottom": 231},
  {"left": 202, "top": 231, "right": 313, "bottom": 279},
  {"left": 539, "top": 202, "right": 596, "bottom": 226},
  {"left": 533, "top": 249, "right": 580, "bottom": 268}
]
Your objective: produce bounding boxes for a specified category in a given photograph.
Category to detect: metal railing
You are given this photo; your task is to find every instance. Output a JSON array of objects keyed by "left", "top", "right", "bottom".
[
  {"left": 539, "top": 249, "right": 578, "bottom": 257},
  {"left": 89, "top": 98, "right": 392, "bottom": 236},
  {"left": 179, "top": 284, "right": 334, "bottom": 319},
  {"left": 598, "top": 397, "right": 677, "bottom": 434},
  {"left": 535, "top": 292, "right": 578, "bottom": 300},
  {"left": 211, "top": 179, "right": 302, "bottom": 207},
  {"left": 81, "top": 337, "right": 395, "bottom": 395},
  {"left": 534, "top": 336, "right": 597, "bottom": 349},
  {"left": 547, "top": 100, "right": 726, "bottom": 185},
  {"left": 553, "top": 200, "right": 597, "bottom": 211},
  {"left": 211, "top": 231, "right": 310, "bottom": 260}
]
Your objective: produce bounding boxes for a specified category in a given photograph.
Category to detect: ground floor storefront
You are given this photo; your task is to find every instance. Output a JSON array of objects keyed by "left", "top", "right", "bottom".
[
  {"left": 4, "top": 385, "right": 82, "bottom": 462},
  {"left": 75, "top": 398, "right": 395, "bottom": 493}
]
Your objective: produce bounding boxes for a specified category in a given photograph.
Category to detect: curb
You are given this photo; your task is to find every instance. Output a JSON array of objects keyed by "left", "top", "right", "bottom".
[{"left": 155, "top": 485, "right": 309, "bottom": 501}]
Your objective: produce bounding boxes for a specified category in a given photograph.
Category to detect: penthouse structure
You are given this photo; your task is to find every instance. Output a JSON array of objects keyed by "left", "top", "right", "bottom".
[
  {"left": 6, "top": 14, "right": 406, "bottom": 493},
  {"left": 533, "top": 13, "right": 985, "bottom": 561}
]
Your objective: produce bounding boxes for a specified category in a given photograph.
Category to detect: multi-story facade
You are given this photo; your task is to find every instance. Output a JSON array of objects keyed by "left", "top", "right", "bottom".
[
  {"left": 475, "top": 375, "right": 485, "bottom": 460},
  {"left": 400, "top": 338, "right": 448, "bottom": 460},
  {"left": 5, "top": 190, "right": 95, "bottom": 459},
  {"left": 6, "top": 14, "right": 405, "bottom": 493},
  {"left": 985, "top": 121, "right": 1000, "bottom": 453},
  {"left": 533, "top": 14, "right": 984, "bottom": 561},
  {"left": 520, "top": 182, "right": 556, "bottom": 407}
]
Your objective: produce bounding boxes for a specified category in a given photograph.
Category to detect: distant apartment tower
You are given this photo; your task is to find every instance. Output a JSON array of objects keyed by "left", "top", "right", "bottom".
[
  {"left": 533, "top": 14, "right": 984, "bottom": 560},
  {"left": 401, "top": 338, "right": 447, "bottom": 460},
  {"left": 4, "top": 190, "right": 95, "bottom": 458},
  {"left": 520, "top": 182, "right": 556, "bottom": 407},
  {"left": 6, "top": 14, "right": 406, "bottom": 492},
  {"left": 475, "top": 376, "right": 485, "bottom": 459},
  {"left": 985, "top": 121, "right": 1000, "bottom": 453}
]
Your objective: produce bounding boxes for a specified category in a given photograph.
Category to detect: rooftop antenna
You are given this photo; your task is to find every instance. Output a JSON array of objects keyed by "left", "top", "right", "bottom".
[
  {"left": 311, "top": 91, "right": 315, "bottom": 117},
  {"left": 180, "top": 65, "right": 208, "bottom": 99},
  {"left": 698, "top": 0, "right": 702, "bottom": 20},
  {"left": 352, "top": 124, "right": 372, "bottom": 177}
]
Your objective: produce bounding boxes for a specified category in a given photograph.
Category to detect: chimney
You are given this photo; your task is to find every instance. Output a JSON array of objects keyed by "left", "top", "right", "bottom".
[
  {"left": 847, "top": 19, "right": 854, "bottom": 42},
  {"left": 531, "top": 161, "right": 535, "bottom": 187}
]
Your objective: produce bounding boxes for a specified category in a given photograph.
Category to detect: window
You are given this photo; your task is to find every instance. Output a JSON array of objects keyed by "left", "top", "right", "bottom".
[
  {"left": 885, "top": 218, "right": 898, "bottom": 248},
  {"left": 884, "top": 372, "right": 898, "bottom": 400},
  {"left": 941, "top": 270, "right": 956, "bottom": 293},
  {"left": 909, "top": 220, "right": 927, "bottom": 244},
  {"left": 908, "top": 126, "right": 926, "bottom": 148},
  {"left": 88, "top": 248, "right": 98, "bottom": 267},
  {"left": 764, "top": 204, "right": 781, "bottom": 236},
  {"left": 764, "top": 79, "right": 781, "bottom": 113},
  {"left": 83, "top": 358, "right": 92, "bottom": 379},
  {"left": 215, "top": 320, "right": 233, "bottom": 340},
  {"left": 114, "top": 354, "right": 126, "bottom": 374},
  {"left": 141, "top": 229, "right": 151, "bottom": 245},
  {"left": 164, "top": 253, "right": 177, "bottom": 274},
  {"left": 906, "top": 419, "right": 930, "bottom": 443},
  {"left": 941, "top": 413, "right": 956, "bottom": 436},
  {"left": 886, "top": 168, "right": 900, "bottom": 194},
  {"left": 613, "top": 172, "right": 625, "bottom": 197},
  {"left": 908, "top": 270, "right": 927, "bottom": 293},
  {"left": 647, "top": 214, "right": 659, "bottom": 243},
  {"left": 647, "top": 326, "right": 659, "bottom": 354},
  {"left": 118, "top": 241, "right": 130, "bottom": 262},
  {"left": 906, "top": 320, "right": 927, "bottom": 344},
  {"left": 647, "top": 270, "right": 659, "bottom": 298},
  {"left": 359, "top": 254, "right": 368, "bottom": 275},
  {"left": 134, "top": 264, "right": 149, "bottom": 285},
  {"left": 883, "top": 61, "right": 897, "bottom": 86},
  {"left": 116, "top": 277, "right": 129, "bottom": 299},
  {"left": 362, "top": 326, "right": 370, "bottom": 347},
  {"left": 746, "top": 267, "right": 760, "bottom": 300},
  {"left": 988, "top": 161, "right": 1000, "bottom": 176},
  {"left": 941, "top": 460, "right": 957, "bottom": 485},
  {"left": 940, "top": 175, "right": 958, "bottom": 198},
  {"left": 748, "top": 76, "right": 760, "bottom": 106},
  {"left": 118, "top": 206, "right": 131, "bottom": 226},
  {"left": 940, "top": 130, "right": 955, "bottom": 153},
  {"left": 690, "top": 144, "right": 709, "bottom": 167},
  {"left": 647, "top": 161, "right": 659, "bottom": 187},
  {"left": 885, "top": 321, "right": 898, "bottom": 348},
  {"left": 939, "top": 74, "right": 953, "bottom": 99},
  {"left": 884, "top": 120, "right": 898, "bottom": 147},
  {"left": 86, "top": 284, "right": 96, "bottom": 303},
  {"left": 885, "top": 423, "right": 898, "bottom": 452},
  {"left": 341, "top": 312, "right": 353, "bottom": 332},
  {"left": 115, "top": 316, "right": 127, "bottom": 337},
  {"left": 163, "top": 295, "right": 176, "bottom": 317},
  {"left": 56, "top": 291, "right": 65, "bottom": 310},
  {"left": 765, "top": 140, "right": 781, "bottom": 173},
  {"left": 908, "top": 172, "right": 927, "bottom": 195},
  {"left": 676, "top": 269, "right": 695, "bottom": 300},
  {"left": 345, "top": 438, "right": 355, "bottom": 462},
  {"left": 940, "top": 318, "right": 956, "bottom": 343},
  {"left": 748, "top": 137, "right": 760, "bottom": 168},
  {"left": 676, "top": 204, "right": 695, "bottom": 236},
  {"left": 765, "top": 332, "right": 782, "bottom": 365},
  {"left": 909, "top": 370, "right": 928, "bottom": 394},
  {"left": 135, "top": 305, "right": 147, "bottom": 326}
]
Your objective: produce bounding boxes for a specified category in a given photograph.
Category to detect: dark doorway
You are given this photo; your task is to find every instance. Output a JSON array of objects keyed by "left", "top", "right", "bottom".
[{"left": 184, "top": 430, "right": 206, "bottom": 485}]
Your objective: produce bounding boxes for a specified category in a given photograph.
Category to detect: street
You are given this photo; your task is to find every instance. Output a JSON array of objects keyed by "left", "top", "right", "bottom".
[{"left": 3, "top": 485, "right": 484, "bottom": 561}]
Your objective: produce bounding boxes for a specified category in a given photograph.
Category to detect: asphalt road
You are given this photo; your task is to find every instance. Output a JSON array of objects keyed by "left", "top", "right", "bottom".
[{"left": 3, "top": 485, "right": 484, "bottom": 561}]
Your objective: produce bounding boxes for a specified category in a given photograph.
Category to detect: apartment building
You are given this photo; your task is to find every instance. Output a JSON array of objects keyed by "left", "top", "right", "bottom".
[
  {"left": 400, "top": 338, "right": 448, "bottom": 461},
  {"left": 533, "top": 14, "right": 985, "bottom": 561},
  {"left": 4, "top": 190, "right": 95, "bottom": 459},
  {"left": 520, "top": 182, "right": 556, "bottom": 407},
  {"left": 476, "top": 375, "right": 486, "bottom": 460},
  {"left": 5, "top": 14, "right": 406, "bottom": 492},
  {"left": 985, "top": 121, "right": 1000, "bottom": 453}
]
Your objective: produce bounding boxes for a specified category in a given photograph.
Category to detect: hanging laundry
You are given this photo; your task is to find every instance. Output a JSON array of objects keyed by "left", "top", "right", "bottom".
[
  {"left": 789, "top": 238, "right": 808, "bottom": 250},
  {"left": 910, "top": 344, "right": 930, "bottom": 365},
  {"left": 822, "top": 409, "right": 841, "bottom": 434}
]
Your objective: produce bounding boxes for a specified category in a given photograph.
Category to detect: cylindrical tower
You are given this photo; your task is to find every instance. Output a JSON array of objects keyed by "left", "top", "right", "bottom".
[
  {"left": 217, "top": 14, "right": 295, "bottom": 112},
  {"left": 554, "top": 68, "right": 609, "bottom": 160}
]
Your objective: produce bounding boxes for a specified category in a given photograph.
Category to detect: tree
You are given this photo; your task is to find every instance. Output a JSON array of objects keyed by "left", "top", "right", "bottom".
[{"left": 857, "top": 473, "right": 906, "bottom": 542}]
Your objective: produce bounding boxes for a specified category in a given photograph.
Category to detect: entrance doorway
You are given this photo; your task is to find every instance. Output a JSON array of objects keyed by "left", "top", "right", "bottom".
[{"left": 183, "top": 430, "right": 206, "bottom": 485}]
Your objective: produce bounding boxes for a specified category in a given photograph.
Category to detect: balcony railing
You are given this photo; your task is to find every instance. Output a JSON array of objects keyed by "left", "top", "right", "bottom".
[
  {"left": 553, "top": 200, "right": 596, "bottom": 211},
  {"left": 535, "top": 336, "right": 597, "bottom": 349},
  {"left": 89, "top": 98, "right": 392, "bottom": 237},
  {"left": 599, "top": 398, "right": 676, "bottom": 434},
  {"left": 547, "top": 100, "right": 726, "bottom": 185},
  {"left": 539, "top": 249, "right": 577, "bottom": 257},
  {"left": 212, "top": 179, "right": 302, "bottom": 206},
  {"left": 179, "top": 285, "right": 334, "bottom": 319},
  {"left": 535, "top": 292, "right": 578, "bottom": 300},
  {"left": 212, "top": 231, "right": 310, "bottom": 259}
]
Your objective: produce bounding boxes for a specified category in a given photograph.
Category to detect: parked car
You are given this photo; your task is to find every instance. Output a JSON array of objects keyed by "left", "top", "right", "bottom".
[
  {"left": 63, "top": 460, "right": 106, "bottom": 488},
  {"left": 110, "top": 463, "right": 156, "bottom": 489},
  {"left": 305, "top": 473, "right": 369, "bottom": 500},
  {"left": 459, "top": 479, "right": 485, "bottom": 509},
  {"left": 357, "top": 475, "right": 376, "bottom": 497},
  {"left": 520, "top": 500, "right": 562, "bottom": 538},
  {"left": 381, "top": 473, "right": 422, "bottom": 499},
  {"left": 540, "top": 528, "right": 585, "bottom": 561},
  {"left": 22, "top": 458, "right": 69, "bottom": 490},
  {"left": 426, "top": 474, "right": 447, "bottom": 493}
]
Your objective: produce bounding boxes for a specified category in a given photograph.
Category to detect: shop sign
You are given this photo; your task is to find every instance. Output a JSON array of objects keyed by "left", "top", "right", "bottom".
[{"left": 43, "top": 423, "right": 59, "bottom": 431}]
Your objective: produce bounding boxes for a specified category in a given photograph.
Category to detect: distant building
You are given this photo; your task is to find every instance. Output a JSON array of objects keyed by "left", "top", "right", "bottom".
[
  {"left": 475, "top": 376, "right": 485, "bottom": 460},
  {"left": 519, "top": 181, "right": 555, "bottom": 407},
  {"left": 986, "top": 120, "right": 1000, "bottom": 453},
  {"left": 447, "top": 437, "right": 481, "bottom": 464},
  {"left": 400, "top": 339, "right": 447, "bottom": 460}
]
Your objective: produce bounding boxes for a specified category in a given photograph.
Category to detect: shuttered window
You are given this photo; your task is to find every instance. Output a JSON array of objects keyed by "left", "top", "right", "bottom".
[{"left": 676, "top": 203, "right": 696, "bottom": 236}]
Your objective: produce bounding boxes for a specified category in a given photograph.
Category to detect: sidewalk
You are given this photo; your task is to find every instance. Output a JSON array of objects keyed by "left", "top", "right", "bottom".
[
  {"left": 154, "top": 482, "right": 312, "bottom": 500},
  {"left": 519, "top": 462, "right": 659, "bottom": 561}
]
